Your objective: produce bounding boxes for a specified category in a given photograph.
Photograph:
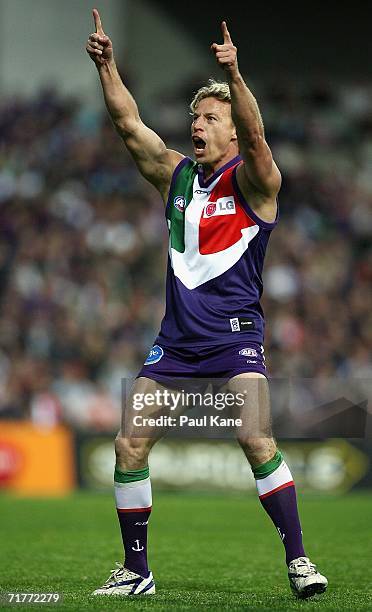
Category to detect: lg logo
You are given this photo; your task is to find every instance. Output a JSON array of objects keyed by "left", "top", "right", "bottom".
[{"left": 203, "top": 196, "right": 236, "bottom": 218}]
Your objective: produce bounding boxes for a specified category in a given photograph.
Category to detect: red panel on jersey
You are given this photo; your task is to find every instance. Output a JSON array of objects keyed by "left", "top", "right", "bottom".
[{"left": 199, "top": 167, "right": 256, "bottom": 255}]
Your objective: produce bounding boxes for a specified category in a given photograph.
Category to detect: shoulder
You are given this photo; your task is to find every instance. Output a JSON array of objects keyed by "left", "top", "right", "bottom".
[
  {"left": 162, "top": 153, "right": 197, "bottom": 206},
  {"left": 167, "top": 150, "right": 187, "bottom": 169},
  {"left": 157, "top": 150, "right": 187, "bottom": 203},
  {"left": 168, "top": 153, "right": 198, "bottom": 186},
  {"left": 235, "top": 162, "right": 279, "bottom": 225}
]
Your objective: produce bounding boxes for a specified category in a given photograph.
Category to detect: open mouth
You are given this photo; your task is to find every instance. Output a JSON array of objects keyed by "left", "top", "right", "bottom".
[{"left": 192, "top": 136, "right": 207, "bottom": 154}]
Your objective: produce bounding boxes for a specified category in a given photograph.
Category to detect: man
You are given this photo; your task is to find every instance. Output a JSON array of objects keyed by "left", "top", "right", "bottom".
[{"left": 86, "top": 9, "right": 328, "bottom": 599}]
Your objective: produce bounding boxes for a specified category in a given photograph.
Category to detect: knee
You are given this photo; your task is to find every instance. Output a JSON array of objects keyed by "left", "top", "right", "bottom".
[{"left": 115, "top": 434, "right": 150, "bottom": 471}]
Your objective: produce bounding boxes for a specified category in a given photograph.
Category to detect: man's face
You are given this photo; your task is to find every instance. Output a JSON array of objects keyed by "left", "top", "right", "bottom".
[{"left": 191, "top": 97, "right": 237, "bottom": 165}]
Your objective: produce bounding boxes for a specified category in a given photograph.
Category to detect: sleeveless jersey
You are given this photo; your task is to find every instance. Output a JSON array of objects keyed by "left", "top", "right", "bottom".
[{"left": 156, "top": 155, "right": 278, "bottom": 347}]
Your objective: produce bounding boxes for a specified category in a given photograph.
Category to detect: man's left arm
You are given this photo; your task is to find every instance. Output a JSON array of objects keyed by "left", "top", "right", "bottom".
[{"left": 212, "top": 22, "right": 281, "bottom": 212}]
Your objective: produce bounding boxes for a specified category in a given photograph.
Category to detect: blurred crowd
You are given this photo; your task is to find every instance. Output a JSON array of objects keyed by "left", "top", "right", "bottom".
[{"left": 0, "top": 77, "right": 371, "bottom": 430}]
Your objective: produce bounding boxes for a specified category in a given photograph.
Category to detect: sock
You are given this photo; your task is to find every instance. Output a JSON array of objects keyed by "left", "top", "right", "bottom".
[
  {"left": 114, "top": 466, "right": 152, "bottom": 577},
  {"left": 253, "top": 450, "right": 306, "bottom": 565}
]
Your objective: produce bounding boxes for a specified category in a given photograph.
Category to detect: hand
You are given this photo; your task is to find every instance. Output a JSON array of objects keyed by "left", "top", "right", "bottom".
[
  {"left": 86, "top": 8, "right": 113, "bottom": 66},
  {"left": 211, "top": 21, "right": 238, "bottom": 76}
]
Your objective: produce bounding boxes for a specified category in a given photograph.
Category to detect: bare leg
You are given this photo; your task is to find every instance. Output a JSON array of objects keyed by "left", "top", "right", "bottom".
[
  {"left": 114, "top": 377, "right": 174, "bottom": 576},
  {"left": 227, "top": 373, "right": 306, "bottom": 565}
]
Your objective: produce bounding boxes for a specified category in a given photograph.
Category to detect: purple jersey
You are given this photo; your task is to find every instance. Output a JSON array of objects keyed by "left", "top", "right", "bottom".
[{"left": 156, "top": 155, "right": 278, "bottom": 347}]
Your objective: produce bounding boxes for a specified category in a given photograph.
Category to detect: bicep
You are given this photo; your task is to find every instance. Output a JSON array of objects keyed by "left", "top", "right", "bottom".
[
  {"left": 117, "top": 119, "right": 183, "bottom": 192},
  {"left": 239, "top": 135, "right": 281, "bottom": 197}
]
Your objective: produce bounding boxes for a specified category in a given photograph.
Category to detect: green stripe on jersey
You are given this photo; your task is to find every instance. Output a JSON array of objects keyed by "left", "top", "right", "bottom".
[
  {"left": 166, "top": 159, "right": 197, "bottom": 253},
  {"left": 252, "top": 450, "right": 283, "bottom": 480},
  {"left": 114, "top": 466, "right": 149, "bottom": 484}
]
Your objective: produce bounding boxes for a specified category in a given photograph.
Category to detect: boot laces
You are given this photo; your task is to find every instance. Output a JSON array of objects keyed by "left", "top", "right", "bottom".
[
  {"left": 104, "top": 562, "right": 137, "bottom": 586},
  {"left": 291, "top": 557, "right": 317, "bottom": 577}
]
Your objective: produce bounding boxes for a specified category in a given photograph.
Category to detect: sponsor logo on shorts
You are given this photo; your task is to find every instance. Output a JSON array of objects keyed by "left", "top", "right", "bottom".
[
  {"left": 174, "top": 196, "right": 186, "bottom": 212},
  {"left": 203, "top": 196, "right": 236, "bottom": 218},
  {"left": 246, "top": 360, "right": 258, "bottom": 364},
  {"left": 239, "top": 348, "right": 258, "bottom": 357},
  {"left": 144, "top": 345, "right": 164, "bottom": 365}
]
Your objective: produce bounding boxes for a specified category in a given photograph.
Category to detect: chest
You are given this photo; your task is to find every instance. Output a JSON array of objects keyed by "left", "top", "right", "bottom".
[{"left": 184, "top": 174, "right": 255, "bottom": 255}]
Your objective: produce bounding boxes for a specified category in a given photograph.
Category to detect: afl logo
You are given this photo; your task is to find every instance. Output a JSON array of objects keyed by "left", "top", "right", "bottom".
[
  {"left": 205, "top": 202, "right": 216, "bottom": 217},
  {"left": 239, "top": 348, "right": 258, "bottom": 357},
  {"left": 144, "top": 345, "right": 164, "bottom": 365},
  {"left": 174, "top": 196, "right": 185, "bottom": 212}
]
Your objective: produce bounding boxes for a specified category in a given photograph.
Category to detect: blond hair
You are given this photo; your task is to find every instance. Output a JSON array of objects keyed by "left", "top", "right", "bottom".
[{"left": 189, "top": 79, "right": 231, "bottom": 114}]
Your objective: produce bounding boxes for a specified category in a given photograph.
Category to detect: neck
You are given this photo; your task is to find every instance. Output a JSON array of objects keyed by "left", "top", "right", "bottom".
[{"left": 202, "top": 152, "right": 240, "bottom": 180}]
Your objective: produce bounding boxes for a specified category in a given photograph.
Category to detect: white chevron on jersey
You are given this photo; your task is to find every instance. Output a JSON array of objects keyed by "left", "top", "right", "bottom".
[{"left": 169, "top": 173, "right": 259, "bottom": 290}]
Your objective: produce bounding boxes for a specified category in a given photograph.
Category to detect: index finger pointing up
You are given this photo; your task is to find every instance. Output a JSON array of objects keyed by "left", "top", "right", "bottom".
[
  {"left": 93, "top": 8, "right": 104, "bottom": 35},
  {"left": 221, "top": 20, "right": 232, "bottom": 44}
]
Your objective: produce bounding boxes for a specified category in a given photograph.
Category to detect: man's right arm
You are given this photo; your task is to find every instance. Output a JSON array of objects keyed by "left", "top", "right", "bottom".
[{"left": 86, "top": 9, "right": 183, "bottom": 203}]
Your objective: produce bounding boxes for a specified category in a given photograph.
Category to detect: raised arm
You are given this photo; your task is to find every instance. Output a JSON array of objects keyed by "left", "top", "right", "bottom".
[
  {"left": 211, "top": 22, "right": 281, "bottom": 221},
  {"left": 86, "top": 9, "right": 183, "bottom": 202}
]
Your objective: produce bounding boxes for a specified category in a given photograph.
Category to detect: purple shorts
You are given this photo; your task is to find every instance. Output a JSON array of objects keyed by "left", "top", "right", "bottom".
[{"left": 136, "top": 341, "right": 267, "bottom": 388}]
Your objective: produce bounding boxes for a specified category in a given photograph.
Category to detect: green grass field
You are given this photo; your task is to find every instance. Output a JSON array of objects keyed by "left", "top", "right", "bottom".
[{"left": 0, "top": 491, "right": 371, "bottom": 611}]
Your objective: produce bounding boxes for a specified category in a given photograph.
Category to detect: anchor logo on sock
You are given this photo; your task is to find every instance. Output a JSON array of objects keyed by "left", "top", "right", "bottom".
[{"left": 132, "top": 539, "right": 144, "bottom": 552}]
